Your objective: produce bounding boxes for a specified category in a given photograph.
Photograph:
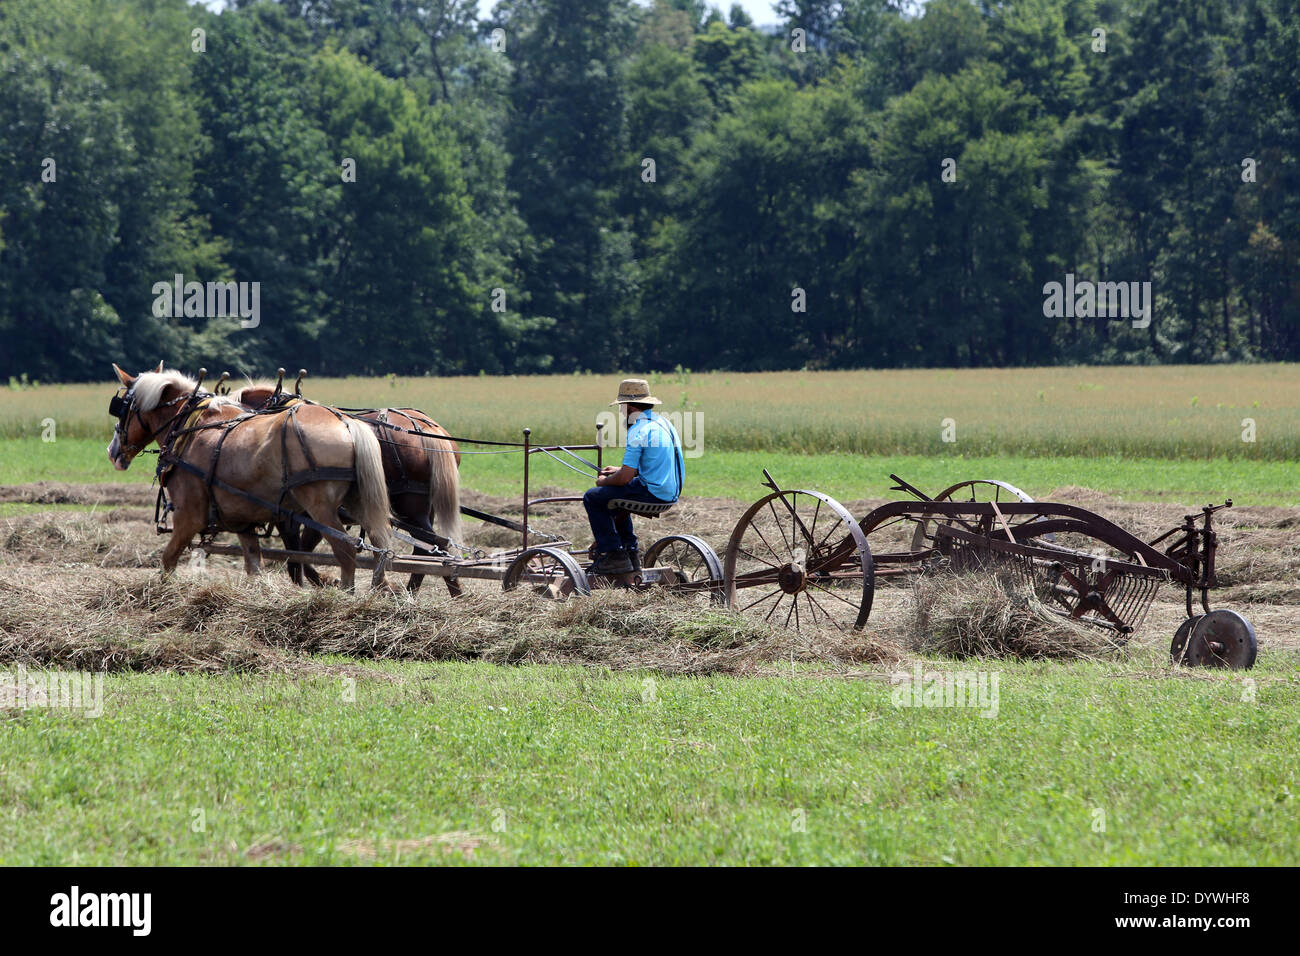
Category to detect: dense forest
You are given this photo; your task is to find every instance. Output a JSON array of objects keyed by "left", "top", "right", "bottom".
[{"left": 0, "top": 0, "right": 1297, "bottom": 381}]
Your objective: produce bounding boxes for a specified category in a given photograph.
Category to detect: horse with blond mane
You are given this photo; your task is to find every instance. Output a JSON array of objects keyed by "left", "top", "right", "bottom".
[{"left": 107, "top": 363, "right": 393, "bottom": 590}]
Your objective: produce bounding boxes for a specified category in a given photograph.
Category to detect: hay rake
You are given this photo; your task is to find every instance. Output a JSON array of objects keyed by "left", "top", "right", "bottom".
[{"left": 722, "top": 471, "right": 1257, "bottom": 669}]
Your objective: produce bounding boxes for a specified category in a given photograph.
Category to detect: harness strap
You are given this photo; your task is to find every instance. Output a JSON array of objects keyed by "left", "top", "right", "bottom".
[{"left": 164, "top": 456, "right": 366, "bottom": 552}]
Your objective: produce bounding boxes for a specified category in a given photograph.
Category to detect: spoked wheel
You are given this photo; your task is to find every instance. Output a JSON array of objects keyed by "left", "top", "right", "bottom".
[
  {"left": 643, "top": 534, "right": 725, "bottom": 605},
  {"left": 1175, "top": 609, "right": 1257, "bottom": 669},
  {"left": 909, "top": 479, "right": 1046, "bottom": 551},
  {"left": 724, "top": 489, "right": 874, "bottom": 631},
  {"left": 502, "top": 546, "right": 590, "bottom": 599}
]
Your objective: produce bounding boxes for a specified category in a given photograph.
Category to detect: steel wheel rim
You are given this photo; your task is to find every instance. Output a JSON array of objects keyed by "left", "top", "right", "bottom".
[
  {"left": 503, "top": 546, "right": 591, "bottom": 598},
  {"left": 643, "top": 534, "right": 725, "bottom": 604},
  {"left": 723, "top": 489, "right": 874, "bottom": 632},
  {"left": 908, "top": 479, "right": 1042, "bottom": 552}
]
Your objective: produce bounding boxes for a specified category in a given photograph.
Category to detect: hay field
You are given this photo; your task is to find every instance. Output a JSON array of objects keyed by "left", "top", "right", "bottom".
[
  {"left": 1, "top": 365, "right": 1298, "bottom": 864},
  {"left": 1, "top": 483, "right": 1298, "bottom": 865}
]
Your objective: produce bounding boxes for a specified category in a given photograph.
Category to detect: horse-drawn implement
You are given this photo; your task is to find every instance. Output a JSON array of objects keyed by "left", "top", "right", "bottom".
[
  {"left": 723, "top": 471, "right": 1258, "bottom": 669},
  {"left": 196, "top": 418, "right": 726, "bottom": 604},
  {"left": 121, "top": 367, "right": 727, "bottom": 605},
  {"left": 107, "top": 364, "right": 1258, "bottom": 670}
]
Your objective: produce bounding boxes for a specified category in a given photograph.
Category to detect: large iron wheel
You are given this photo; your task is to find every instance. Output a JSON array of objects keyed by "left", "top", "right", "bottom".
[
  {"left": 502, "top": 546, "right": 590, "bottom": 599},
  {"left": 643, "top": 534, "right": 725, "bottom": 605},
  {"left": 908, "top": 478, "right": 1044, "bottom": 551},
  {"left": 724, "top": 489, "right": 874, "bottom": 631}
]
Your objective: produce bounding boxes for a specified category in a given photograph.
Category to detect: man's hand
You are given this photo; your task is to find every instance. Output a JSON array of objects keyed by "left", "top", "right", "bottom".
[{"left": 596, "top": 464, "right": 635, "bottom": 487}]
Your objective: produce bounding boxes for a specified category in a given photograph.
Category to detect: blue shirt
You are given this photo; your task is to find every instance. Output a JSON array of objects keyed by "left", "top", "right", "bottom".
[{"left": 623, "top": 411, "right": 684, "bottom": 502}]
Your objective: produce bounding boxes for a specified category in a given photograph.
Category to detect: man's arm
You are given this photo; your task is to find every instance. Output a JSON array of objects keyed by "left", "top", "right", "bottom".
[{"left": 596, "top": 464, "right": 637, "bottom": 487}]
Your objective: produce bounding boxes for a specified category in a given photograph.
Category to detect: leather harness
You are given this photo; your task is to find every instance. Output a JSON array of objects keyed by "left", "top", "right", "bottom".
[{"left": 113, "top": 385, "right": 369, "bottom": 553}]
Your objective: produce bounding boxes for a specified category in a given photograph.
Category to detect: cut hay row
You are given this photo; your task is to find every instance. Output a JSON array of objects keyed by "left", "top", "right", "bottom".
[{"left": 0, "top": 571, "right": 901, "bottom": 677}]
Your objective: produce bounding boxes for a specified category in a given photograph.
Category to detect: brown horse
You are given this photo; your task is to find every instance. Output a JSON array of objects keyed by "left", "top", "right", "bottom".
[
  {"left": 107, "top": 364, "right": 393, "bottom": 590},
  {"left": 231, "top": 384, "right": 461, "bottom": 594}
]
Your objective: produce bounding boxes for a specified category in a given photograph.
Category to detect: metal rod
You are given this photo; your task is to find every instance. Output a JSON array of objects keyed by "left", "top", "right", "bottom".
[
  {"left": 200, "top": 544, "right": 509, "bottom": 580},
  {"left": 522, "top": 427, "right": 531, "bottom": 552}
]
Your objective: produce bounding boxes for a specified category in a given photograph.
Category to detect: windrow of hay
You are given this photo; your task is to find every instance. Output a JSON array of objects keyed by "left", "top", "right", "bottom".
[
  {"left": 1, "top": 512, "right": 160, "bottom": 567},
  {"left": 894, "top": 572, "right": 1130, "bottom": 662},
  {"left": 0, "top": 571, "right": 902, "bottom": 676},
  {"left": 0, "top": 577, "right": 273, "bottom": 673}
]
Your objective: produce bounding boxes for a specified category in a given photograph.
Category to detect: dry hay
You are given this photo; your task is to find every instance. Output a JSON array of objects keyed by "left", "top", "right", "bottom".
[
  {"left": 895, "top": 571, "right": 1130, "bottom": 662},
  {"left": 4, "top": 485, "right": 1295, "bottom": 677},
  {"left": 0, "top": 569, "right": 901, "bottom": 677},
  {"left": 0, "top": 482, "right": 155, "bottom": 507},
  {"left": 1, "top": 511, "right": 160, "bottom": 567}
]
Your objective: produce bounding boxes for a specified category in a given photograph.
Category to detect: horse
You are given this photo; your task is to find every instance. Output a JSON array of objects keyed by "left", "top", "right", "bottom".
[
  {"left": 107, "top": 363, "right": 394, "bottom": 590},
  {"left": 230, "top": 384, "right": 462, "bottom": 595}
]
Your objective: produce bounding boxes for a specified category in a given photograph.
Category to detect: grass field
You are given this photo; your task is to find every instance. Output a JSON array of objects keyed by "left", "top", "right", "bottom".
[
  {"left": 2, "top": 658, "right": 1295, "bottom": 866},
  {"left": 4, "top": 363, "right": 1298, "bottom": 458},
  {"left": 3, "top": 438, "right": 1299, "bottom": 505},
  {"left": 2, "top": 365, "right": 1297, "bottom": 866}
]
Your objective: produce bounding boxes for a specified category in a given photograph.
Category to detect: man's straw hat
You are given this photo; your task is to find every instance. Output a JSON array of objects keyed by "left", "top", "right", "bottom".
[{"left": 609, "top": 378, "right": 662, "bottom": 407}]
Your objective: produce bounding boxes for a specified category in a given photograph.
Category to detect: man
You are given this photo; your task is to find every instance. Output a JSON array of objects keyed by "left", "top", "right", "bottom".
[{"left": 583, "top": 378, "right": 685, "bottom": 575}]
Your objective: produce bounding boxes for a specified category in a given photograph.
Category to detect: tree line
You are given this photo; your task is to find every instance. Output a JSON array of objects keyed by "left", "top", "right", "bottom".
[{"left": 0, "top": 0, "right": 1297, "bottom": 382}]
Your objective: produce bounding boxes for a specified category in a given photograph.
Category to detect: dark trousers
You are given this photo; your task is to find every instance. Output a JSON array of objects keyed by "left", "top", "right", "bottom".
[{"left": 583, "top": 477, "right": 670, "bottom": 554}]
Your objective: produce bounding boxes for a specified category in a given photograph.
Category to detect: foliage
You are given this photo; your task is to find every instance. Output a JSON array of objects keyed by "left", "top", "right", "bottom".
[{"left": 1, "top": 0, "right": 1298, "bottom": 380}]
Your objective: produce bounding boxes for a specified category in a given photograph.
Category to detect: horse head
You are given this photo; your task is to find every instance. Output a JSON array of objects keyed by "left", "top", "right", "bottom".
[{"left": 106, "top": 361, "right": 190, "bottom": 470}]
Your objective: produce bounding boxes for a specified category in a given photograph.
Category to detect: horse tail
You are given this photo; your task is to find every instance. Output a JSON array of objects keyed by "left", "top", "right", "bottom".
[
  {"left": 344, "top": 416, "right": 394, "bottom": 552},
  {"left": 424, "top": 427, "right": 462, "bottom": 546}
]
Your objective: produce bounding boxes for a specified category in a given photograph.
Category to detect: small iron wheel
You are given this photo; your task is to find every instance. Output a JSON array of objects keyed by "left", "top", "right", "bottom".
[
  {"left": 1179, "top": 609, "right": 1257, "bottom": 670},
  {"left": 502, "top": 546, "right": 591, "bottom": 599},
  {"left": 643, "top": 534, "right": 725, "bottom": 605}
]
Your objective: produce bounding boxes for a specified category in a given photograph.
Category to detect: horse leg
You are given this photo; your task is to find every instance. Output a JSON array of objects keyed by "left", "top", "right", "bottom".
[
  {"left": 237, "top": 532, "right": 263, "bottom": 576},
  {"left": 161, "top": 509, "right": 205, "bottom": 574},
  {"left": 277, "top": 521, "right": 304, "bottom": 585},
  {"left": 287, "top": 522, "right": 325, "bottom": 587},
  {"left": 391, "top": 494, "right": 435, "bottom": 595},
  {"left": 296, "top": 502, "right": 357, "bottom": 591},
  {"left": 404, "top": 512, "right": 462, "bottom": 596}
]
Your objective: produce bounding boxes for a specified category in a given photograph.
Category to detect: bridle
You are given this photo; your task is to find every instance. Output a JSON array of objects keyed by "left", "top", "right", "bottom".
[{"left": 109, "top": 385, "right": 199, "bottom": 459}]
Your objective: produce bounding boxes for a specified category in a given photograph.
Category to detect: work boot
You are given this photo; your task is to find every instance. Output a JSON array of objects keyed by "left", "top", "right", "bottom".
[
  {"left": 590, "top": 549, "right": 634, "bottom": 575},
  {"left": 628, "top": 549, "right": 641, "bottom": 572}
]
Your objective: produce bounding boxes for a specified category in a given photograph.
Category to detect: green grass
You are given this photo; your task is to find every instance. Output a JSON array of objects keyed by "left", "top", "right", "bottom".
[
  {"left": 2, "top": 658, "right": 1296, "bottom": 865},
  {"left": 3, "top": 438, "right": 1298, "bottom": 505}
]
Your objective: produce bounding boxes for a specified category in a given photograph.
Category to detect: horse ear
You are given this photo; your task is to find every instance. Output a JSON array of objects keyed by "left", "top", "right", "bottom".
[
  {"left": 112, "top": 363, "right": 135, "bottom": 386},
  {"left": 156, "top": 360, "right": 165, "bottom": 373}
]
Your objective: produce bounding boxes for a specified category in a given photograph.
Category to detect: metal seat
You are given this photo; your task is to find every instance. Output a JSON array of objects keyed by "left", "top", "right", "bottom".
[{"left": 607, "top": 499, "right": 675, "bottom": 518}]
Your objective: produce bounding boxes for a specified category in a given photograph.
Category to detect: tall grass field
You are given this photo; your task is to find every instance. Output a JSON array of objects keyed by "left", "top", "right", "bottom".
[
  {"left": 4, "top": 363, "right": 1297, "bottom": 456},
  {"left": 3, "top": 365, "right": 1298, "bottom": 502}
]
